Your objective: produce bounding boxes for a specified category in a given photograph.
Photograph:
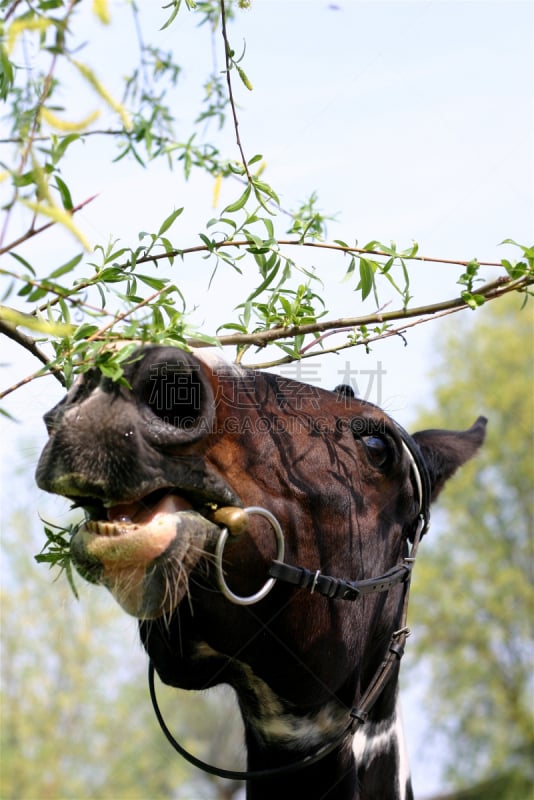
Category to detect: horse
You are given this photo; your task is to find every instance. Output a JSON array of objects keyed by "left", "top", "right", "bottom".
[{"left": 36, "top": 346, "right": 486, "bottom": 799}]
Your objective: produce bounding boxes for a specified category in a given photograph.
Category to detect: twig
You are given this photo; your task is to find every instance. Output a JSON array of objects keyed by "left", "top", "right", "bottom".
[
  {"left": 238, "top": 282, "right": 524, "bottom": 369},
  {"left": 220, "top": 0, "right": 252, "bottom": 181},
  {"left": 187, "top": 275, "right": 527, "bottom": 350},
  {"left": 114, "top": 237, "right": 504, "bottom": 271},
  {"left": 0, "top": 0, "right": 80, "bottom": 249},
  {"left": 0, "top": 320, "right": 65, "bottom": 383},
  {"left": 0, "top": 194, "right": 98, "bottom": 257},
  {"left": 298, "top": 303, "right": 392, "bottom": 355},
  {"left": 0, "top": 364, "right": 62, "bottom": 400},
  {"left": 84, "top": 287, "right": 168, "bottom": 343},
  {"left": 3, "top": 0, "right": 24, "bottom": 23},
  {"left": 0, "top": 130, "right": 124, "bottom": 144}
]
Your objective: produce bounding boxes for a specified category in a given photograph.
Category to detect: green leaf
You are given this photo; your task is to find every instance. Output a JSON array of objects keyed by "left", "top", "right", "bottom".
[
  {"left": 160, "top": 0, "right": 184, "bottom": 30},
  {"left": 357, "top": 258, "right": 376, "bottom": 301},
  {"left": 54, "top": 176, "right": 73, "bottom": 210},
  {"left": 9, "top": 252, "right": 36, "bottom": 276},
  {"left": 246, "top": 262, "right": 280, "bottom": 302},
  {"left": 157, "top": 207, "right": 184, "bottom": 236},
  {"left": 198, "top": 233, "right": 215, "bottom": 250},
  {"left": 252, "top": 178, "right": 279, "bottom": 204},
  {"left": 0, "top": 45, "right": 15, "bottom": 102},
  {"left": 217, "top": 321, "right": 248, "bottom": 333},
  {"left": 49, "top": 253, "right": 83, "bottom": 279},
  {"left": 98, "top": 267, "right": 125, "bottom": 283},
  {"left": 13, "top": 170, "right": 38, "bottom": 188},
  {"left": 223, "top": 184, "right": 252, "bottom": 214},
  {"left": 53, "top": 133, "right": 80, "bottom": 162},
  {"left": 136, "top": 274, "right": 168, "bottom": 290},
  {"left": 73, "top": 323, "right": 99, "bottom": 340},
  {"left": 342, "top": 256, "right": 357, "bottom": 282},
  {"left": 461, "top": 290, "right": 486, "bottom": 310}
]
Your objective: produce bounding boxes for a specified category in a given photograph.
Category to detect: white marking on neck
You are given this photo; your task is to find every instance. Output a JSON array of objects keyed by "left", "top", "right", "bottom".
[
  {"left": 395, "top": 700, "right": 411, "bottom": 800},
  {"left": 193, "top": 642, "right": 349, "bottom": 750},
  {"left": 239, "top": 662, "right": 349, "bottom": 750},
  {"left": 193, "top": 643, "right": 412, "bottom": 794},
  {"left": 352, "top": 701, "right": 411, "bottom": 800},
  {"left": 352, "top": 715, "right": 395, "bottom": 764}
]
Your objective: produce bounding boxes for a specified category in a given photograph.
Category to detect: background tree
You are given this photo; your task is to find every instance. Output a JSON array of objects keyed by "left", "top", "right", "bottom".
[{"left": 408, "top": 294, "right": 533, "bottom": 797}]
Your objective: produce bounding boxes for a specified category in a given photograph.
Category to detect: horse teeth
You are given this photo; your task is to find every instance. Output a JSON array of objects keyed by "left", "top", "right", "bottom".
[{"left": 86, "top": 520, "right": 128, "bottom": 537}]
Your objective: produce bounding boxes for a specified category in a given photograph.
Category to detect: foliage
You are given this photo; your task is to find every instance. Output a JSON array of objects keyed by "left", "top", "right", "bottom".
[
  {"left": 408, "top": 295, "right": 534, "bottom": 794},
  {"left": 0, "top": 0, "right": 532, "bottom": 404},
  {"left": 431, "top": 772, "right": 534, "bottom": 800}
]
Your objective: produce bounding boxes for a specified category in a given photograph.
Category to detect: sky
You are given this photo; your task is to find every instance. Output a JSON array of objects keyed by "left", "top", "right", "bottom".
[{"left": 1, "top": 1, "right": 533, "bottom": 795}]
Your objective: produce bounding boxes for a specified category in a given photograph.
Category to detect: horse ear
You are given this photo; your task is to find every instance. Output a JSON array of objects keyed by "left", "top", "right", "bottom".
[
  {"left": 333, "top": 384, "right": 355, "bottom": 398},
  {"left": 412, "top": 416, "right": 487, "bottom": 502}
]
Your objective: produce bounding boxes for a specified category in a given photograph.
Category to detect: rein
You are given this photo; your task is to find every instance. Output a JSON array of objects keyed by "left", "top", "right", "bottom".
[{"left": 149, "top": 427, "right": 431, "bottom": 781}]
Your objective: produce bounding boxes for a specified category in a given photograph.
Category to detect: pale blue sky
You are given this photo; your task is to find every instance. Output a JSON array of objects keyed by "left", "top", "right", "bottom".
[{"left": 1, "top": 2, "right": 533, "bottom": 795}]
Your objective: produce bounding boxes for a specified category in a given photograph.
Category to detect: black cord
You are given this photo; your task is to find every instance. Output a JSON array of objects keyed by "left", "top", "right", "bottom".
[{"left": 148, "top": 660, "right": 353, "bottom": 782}]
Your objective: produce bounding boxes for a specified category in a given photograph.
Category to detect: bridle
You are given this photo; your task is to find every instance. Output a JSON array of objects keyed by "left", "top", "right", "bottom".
[{"left": 149, "top": 425, "right": 432, "bottom": 781}]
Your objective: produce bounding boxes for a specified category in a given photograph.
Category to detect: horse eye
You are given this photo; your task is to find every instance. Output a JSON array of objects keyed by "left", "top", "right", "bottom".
[{"left": 361, "top": 435, "right": 390, "bottom": 468}]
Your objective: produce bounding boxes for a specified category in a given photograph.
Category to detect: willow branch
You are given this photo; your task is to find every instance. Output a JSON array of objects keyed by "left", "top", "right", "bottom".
[
  {"left": 0, "top": 130, "right": 124, "bottom": 144},
  {"left": 0, "top": 0, "right": 80, "bottom": 249},
  {"left": 0, "top": 321, "right": 66, "bottom": 398},
  {"left": 0, "top": 363, "right": 63, "bottom": 400},
  {"left": 220, "top": 0, "right": 252, "bottom": 182},
  {"left": 186, "top": 275, "right": 531, "bottom": 350},
  {"left": 0, "top": 194, "right": 98, "bottom": 257},
  {"left": 0, "top": 319, "right": 65, "bottom": 378},
  {"left": 4, "top": 0, "right": 24, "bottom": 23},
  {"left": 234, "top": 278, "right": 531, "bottom": 368},
  {"left": 244, "top": 308, "right": 462, "bottom": 370},
  {"left": 121, "top": 237, "right": 504, "bottom": 271}
]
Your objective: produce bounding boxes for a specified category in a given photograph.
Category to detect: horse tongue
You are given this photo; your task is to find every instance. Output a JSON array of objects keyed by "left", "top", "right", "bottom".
[
  {"left": 107, "top": 494, "right": 193, "bottom": 524},
  {"left": 107, "top": 502, "right": 140, "bottom": 523}
]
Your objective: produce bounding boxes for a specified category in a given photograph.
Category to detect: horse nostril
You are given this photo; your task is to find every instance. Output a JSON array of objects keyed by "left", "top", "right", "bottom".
[{"left": 139, "top": 357, "right": 213, "bottom": 438}]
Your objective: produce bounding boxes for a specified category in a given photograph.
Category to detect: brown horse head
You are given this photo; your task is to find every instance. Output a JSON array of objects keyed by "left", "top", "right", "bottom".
[{"left": 36, "top": 346, "right": 486, "bottom": 799}]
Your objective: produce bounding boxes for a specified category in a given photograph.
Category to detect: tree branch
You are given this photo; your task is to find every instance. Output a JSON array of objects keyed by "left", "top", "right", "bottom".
[
  {"left": 120, "top": 237, "right": 504, "bottom": 271},
  {"left": 220, "top": 0, "right": 253, "bottom": 182},
  {"left": 0, "top": 320, "right": 66, "bottom": 396},
  {"left": 0, "top": 194, "right": 98, "bottom": 257},
  {"left": 0, "top": 320, "right": 56, "bottom": 371},
  {"left": 0, "top": 0, "right": 80, "bottom": 249},
  {"left": 186, "top": 275, "right": 529, "bottom": 351}
]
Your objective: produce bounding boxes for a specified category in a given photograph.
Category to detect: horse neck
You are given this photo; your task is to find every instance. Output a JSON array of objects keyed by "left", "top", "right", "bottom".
[
  {"left": 243, "top": 699, "right": 413, "bottom": 800},
  {"left": 243, "top": 734, "right": 356, "bottom": 800}
]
